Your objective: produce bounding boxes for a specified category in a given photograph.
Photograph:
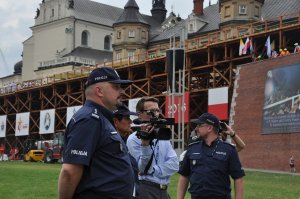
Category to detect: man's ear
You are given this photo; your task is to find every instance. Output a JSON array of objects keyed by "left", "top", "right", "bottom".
[{"left": 95, "top": 84, "right": 104, "bottom": 97}]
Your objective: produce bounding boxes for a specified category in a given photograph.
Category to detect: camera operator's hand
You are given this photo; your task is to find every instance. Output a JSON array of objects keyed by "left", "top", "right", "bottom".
[{"left": 140, "top": 124, "right": 155, "bottom": 146}]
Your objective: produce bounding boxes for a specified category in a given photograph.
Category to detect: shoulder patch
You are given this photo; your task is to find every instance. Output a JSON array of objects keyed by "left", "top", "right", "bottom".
[
  {"left": 188, "top": 140, "right": 201, "bottom": 146},
  {"left": 91, "top": 108, "right": 100, "bottom": 120}
]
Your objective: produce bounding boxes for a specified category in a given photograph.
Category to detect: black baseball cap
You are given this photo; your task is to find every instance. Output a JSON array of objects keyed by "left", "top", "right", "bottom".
[
  {"left": 85, "top": 67, "right": 133, "bottom": 87},
  {"left": 191, "top": 113, "right": 220, "bottom": 129},
  {"left": 113, "top": 104, "right": 137, "bottom": 116}
]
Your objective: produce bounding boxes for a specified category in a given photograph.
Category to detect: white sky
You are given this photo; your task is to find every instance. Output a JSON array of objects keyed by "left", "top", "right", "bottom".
[{"left": 0, "top": 0, "right": 217, "bottom": 78}]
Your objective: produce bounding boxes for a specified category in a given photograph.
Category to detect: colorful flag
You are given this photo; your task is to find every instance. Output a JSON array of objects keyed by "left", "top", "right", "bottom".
[
  {"left": 239, "top": 38, "right": 245, "bottom": 56},
  {"left": 265, "top": 36, "right": 271, "bottom": 58},
  {"left": 250, "top": 38, "right": 254, "bottom": 53},
  {"left": 242, "top": 37, "right": 250, "bottom": 55},
  {"left": 208, "top": 87, "right": 228, "bottom": 120}
]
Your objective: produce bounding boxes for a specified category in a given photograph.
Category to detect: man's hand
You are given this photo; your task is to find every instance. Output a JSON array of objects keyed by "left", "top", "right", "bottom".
[{"left": 140, "top": 124, "right": 154, "bottom": 146}]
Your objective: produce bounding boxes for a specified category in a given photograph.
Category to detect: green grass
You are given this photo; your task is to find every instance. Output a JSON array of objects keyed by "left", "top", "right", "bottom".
[{"left": 0, "top": 161, "right": 300, "bottom": 199}]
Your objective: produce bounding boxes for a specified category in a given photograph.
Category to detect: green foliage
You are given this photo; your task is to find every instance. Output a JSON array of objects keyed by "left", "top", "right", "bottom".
[{"left": 0, "top": 161, "right": 300, "bottom": 199}]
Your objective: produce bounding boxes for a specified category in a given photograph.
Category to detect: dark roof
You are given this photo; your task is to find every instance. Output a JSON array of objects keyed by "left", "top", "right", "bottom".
[
  {"left": 262, "top": 0, "right": 300, "bottom": 19},
  {"left": 150, "top": 0, "right": 300, "bottom": 43},
  {"left": 73, "top": 0, "right": 123, "bottom": 27},
  {"left": 63, "top": 47, "right": 112, "bottom": 63},
  {"left": 114, "top": 0, "right": 149, "bottom": 26},
  {"left": 70, "top": 0, "right": 300, "bottom": 44}
]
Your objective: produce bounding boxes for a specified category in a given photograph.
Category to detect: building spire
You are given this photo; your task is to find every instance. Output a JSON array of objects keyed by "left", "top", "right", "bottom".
[{"left": 151, "top": 0, "right": 167, "bottom": 23}]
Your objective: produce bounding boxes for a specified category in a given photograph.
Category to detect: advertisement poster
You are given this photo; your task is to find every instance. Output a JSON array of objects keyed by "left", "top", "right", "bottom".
[
  {"left": 0, "top": 115, "right": 7, "bottom": 138},
  {"left": 262, "top": 63, "right": 300, "bottom": 134},
  {"left": 39, "top": 109, "right": 55, "bottom": 134},
  {"left": 128, "top": 98, "right": 141, "bottom": 121},
  {"left": 15, "top": 112, "right": 30, "bottom": 136},
  {"left": 66, "top": 105, "right": 82, "bottom": 125}
]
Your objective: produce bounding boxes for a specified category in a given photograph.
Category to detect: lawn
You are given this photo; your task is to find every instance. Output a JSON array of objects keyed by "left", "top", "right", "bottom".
[{"left": 0, "top": 161, "right": 300, "bottom": 199}]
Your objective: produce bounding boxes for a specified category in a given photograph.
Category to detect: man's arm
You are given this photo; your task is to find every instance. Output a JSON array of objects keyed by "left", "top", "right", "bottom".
[
  {"left": 234, "top": 177, "right": 244, "bottom": 199},
  {"left": 58, "top": 163, "right": 84, "bottom": 199},
  {"left": 224, "top": 124, "right": 246, "bottom": 152},
  {"left": 177, "top": 175, "right": 189, "bottom": 199}
]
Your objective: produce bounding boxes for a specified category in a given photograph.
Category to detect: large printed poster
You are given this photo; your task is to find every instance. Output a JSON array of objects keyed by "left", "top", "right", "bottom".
[
  {"left": 262, "top": 63, "right": 300, "bottom": 134},
  {"left": 39, "top": 109, "right": 55, "bottom": 134},
  {"left": 15, "top": 112, "right": 30, "bottom": 136},
  {"left": 0, "top": 115, "right": 7, "bottom": 138},
  {"left": 128, "top": 98, "right": 141, "bottom": 121},
  {"left": 66, "top": 105, "right": 82, "bottom": 125}
]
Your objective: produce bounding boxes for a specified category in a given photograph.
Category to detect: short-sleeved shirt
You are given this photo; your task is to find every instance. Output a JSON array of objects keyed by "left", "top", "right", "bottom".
[
  {"left": 63, "top": 100, "right": 134, "bottom": 199},
  {"left": 178, "top": 138, "right": 245, "bottom": 198}
]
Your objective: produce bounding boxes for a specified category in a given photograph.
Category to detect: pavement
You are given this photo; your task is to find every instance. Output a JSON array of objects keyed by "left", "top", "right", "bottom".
[{"left": 245, "top": 168, "right": 300, "bottom": 176}]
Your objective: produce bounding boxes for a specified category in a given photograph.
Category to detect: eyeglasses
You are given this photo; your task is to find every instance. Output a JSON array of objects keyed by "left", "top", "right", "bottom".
[{"left": 141, "top": 109, "right": 161, "bottom": 114}]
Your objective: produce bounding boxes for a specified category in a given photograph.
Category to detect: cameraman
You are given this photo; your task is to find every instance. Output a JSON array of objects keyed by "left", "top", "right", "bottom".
[{"left": 127, "top": 97, "right": 179, "bottom": 199}]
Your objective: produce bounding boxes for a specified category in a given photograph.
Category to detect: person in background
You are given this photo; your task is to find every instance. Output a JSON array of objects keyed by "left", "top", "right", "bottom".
[
  {"left": 219, "top": 122, "right": 246, "bottom": 152},
  {"left": 113, "top": 104, "right": 139, "bottom": 198},
  {"left": 289, "top": 156, "right": 296, "bottom": 173},
  {"left": 58, "top": 67, "right": 134, "bottom": 199},
  {"left": 294, "top": 43, "right": 300, "bottom": 53}
]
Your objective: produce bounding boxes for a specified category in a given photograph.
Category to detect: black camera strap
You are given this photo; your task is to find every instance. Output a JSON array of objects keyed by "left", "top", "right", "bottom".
[{"left": 143, "top": 139, "right": 158, "bottom": 175}]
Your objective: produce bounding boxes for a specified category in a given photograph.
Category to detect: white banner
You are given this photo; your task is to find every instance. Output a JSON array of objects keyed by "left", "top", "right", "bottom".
[
  {"left": 0, "top": 115, "right": 7, "bottom": 138},
  {"left": 15, "top": 112, "right": 30, "bottom": 136},
  {"left": 128, "top": 98, "right": 141, "bottom": 121},
  {"left": 66, "top": 105, "right": 82, "bottom": 125},
  {"left": 39, "top": 109, "right": 55, "bottom": 134}
]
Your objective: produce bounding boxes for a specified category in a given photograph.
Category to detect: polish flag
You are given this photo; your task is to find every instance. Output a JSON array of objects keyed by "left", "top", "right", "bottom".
[
  {"left": 242, "top": 37, "right": 250, "bottom": 55},
  {"left": 208, "top": 87, "right": 228, "bottom": 120}
]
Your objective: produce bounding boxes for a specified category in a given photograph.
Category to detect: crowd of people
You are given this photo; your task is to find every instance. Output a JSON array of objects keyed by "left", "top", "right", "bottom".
[
  {"left": 57, "top": 67, "right": 246, "bottom": 199},
  {"left": 254, "top": 42, "right": 300, "bottom": 62}
]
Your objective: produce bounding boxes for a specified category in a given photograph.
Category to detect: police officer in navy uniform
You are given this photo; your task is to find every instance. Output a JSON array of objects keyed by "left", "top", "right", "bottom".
[
  {"left": 58, "top": 67, "right": 134, "bottom": 199},
  {"left": 177, "top": 113, "right": 245, "bottom": 199}
]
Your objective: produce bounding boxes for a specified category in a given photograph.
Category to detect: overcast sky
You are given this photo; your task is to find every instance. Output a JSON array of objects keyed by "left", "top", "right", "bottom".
[{"left": 0, "top": 0, "right": 217, "bottom": 78}]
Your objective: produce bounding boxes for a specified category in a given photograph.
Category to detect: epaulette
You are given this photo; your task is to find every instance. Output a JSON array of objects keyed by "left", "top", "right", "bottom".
[
  {"left": 222, "top": 140, "right": 235, "bottom": 148},
  {"left": 91, "top": 108, "right": 100, "bottom": 120},
  {"left": 188, "top": 136, "right": 201, "bottom": 146}
]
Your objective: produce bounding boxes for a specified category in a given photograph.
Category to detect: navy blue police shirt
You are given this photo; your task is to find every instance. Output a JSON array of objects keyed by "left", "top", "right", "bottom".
[
  {"left": 63, "top": 100, "right": 134, "bottom": 199},
  {"left": 178, "top": 138, "right": 245, "bottom": 198}
]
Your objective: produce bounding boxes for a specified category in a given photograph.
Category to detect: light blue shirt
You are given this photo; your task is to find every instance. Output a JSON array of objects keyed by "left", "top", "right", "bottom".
[{"left": 127, "top": 132, "right": 179, "bottom": 186}]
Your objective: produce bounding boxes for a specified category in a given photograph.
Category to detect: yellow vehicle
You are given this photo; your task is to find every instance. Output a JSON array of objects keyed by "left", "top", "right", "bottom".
[{"left": 23, "top": 139, "right": 44, "bottom": 162}]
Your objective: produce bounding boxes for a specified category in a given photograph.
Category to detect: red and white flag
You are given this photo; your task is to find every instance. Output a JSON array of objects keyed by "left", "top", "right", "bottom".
[
  {"left": 208, "top": 87, "right": 228, "bottom": 120},
  {"left": 242, "top": 37, "right": 250, "bottom": 55}
]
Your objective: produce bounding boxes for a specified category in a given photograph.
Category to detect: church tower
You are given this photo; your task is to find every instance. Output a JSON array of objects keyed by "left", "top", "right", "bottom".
[{"left": 151, "top": 0, "right": 167, "bottom": 24}]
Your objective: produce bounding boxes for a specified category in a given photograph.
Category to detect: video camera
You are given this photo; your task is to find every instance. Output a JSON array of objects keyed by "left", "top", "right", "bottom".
[
  {"left": 219, "top": 121, "right": 227, "bottom": 133},
  {"left": 133, "top": 117, "right": 175, "bottom": 140}
]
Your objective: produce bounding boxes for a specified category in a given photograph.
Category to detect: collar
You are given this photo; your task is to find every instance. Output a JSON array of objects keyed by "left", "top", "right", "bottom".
[
  {"left": 85, "top": 100, "right": 114, "bottom": 126},
  {"left": 203, "top": 138, "right": 220, "bottom": 148}
]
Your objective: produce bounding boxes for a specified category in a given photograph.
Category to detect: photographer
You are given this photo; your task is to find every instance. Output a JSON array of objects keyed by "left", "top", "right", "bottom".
[
  {"left": 127, "top": 97, "right": 179, "bottom": 199},
  {"left": 219, "top": 122, "right": 246, "bottom": 152}
]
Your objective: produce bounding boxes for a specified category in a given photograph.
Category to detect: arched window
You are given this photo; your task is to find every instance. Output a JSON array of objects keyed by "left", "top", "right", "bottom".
[
  {"left": 81, "top": 31, "right": 89, "bottom": 46},
  {"left": 104, "top": 35, "right": 111, "bottom": 50}
]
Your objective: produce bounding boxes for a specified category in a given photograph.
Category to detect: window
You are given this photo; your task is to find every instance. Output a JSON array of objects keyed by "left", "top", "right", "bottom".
[
  {"left": 189, "top": 24, "right": 194, "bottom": 32},
  {"left": 104, "top": 35, "right": 111, "bottom": 50},
  {"left": 116, "top": 51, "right": 121, "bottom": 61},
  {"left": 43, "top": 9, "right": 46, "bottom": 21},
  {"left": 58, "top": 5, "right": 61, "bottom": 17},
  {"left": 51, "top": 9, "right": 54, "bottom": 17},
  {"left": 239, "top": 5, "right": 247, "bottom": 15},
  {"left": 128, "top": 51, "right": 135, "bottom": 62},
  {"left": 254, "top": 6, "right": 259, "bottom": 17},
  {"left": 128, "top": 30, "right": 135, "bottom": 38},
  {"left": 225, "top": 6, "right": 231, "bottom": 17},
  {"left": 81, "top": 31, "right": 89, "bottom": 46},
  {"left": 141, "top": 31, "right": 146, "bottom": 39},
  {"left": 117, "top": 31, "right": 121, "bottom": 39}
]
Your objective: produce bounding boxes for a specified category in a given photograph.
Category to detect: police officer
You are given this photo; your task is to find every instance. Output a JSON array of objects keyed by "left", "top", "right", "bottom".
[
  {"left": 58, "top": 67, "right": 134, "bottom": 199},
  {"left": 113, "top": 104, "right": 139, "bottom": 198},
  {"left": 177, "top": 113, "right": 245, "bottom": 199}
]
